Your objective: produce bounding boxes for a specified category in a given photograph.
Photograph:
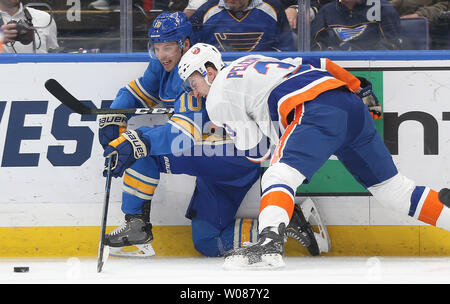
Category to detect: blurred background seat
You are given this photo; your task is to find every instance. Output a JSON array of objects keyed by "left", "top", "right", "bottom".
[{"left": 399, "top": 16, "right": 430, "bottom": 50}]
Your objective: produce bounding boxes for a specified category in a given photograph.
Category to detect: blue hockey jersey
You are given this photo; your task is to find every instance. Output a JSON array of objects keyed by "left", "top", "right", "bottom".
[
  {"left": 107, "top": 53, "right": 263, "bottom": 236},
  {"left": 111, "top": 57, "right": 183, "bottom": 110},
  {"left": 190, "top": 0, "right": 295, "bottom": 52},
  {"left": 311, "top": 0, "right": 401, "bottom": 50},
  {"left": 110, "top": 56, "right": 269, "bottom": 160},
  {"left": 109, "top": 56, "right": 205, "bottom": 155},
  {"left": 139, "top": 92, "right": 231, "bottom": 156}
]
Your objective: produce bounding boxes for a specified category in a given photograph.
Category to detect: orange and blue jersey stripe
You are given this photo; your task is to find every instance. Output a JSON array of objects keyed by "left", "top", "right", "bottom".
[
  {"left": 271, "top": 104, "right": 304, "bottom": 165},
  {"left": 320, "top": 58, "right": 361, "bottom": 92},
  {"left": 410, "top": 186, "right": 444, "bottom": 226},
  {"left": 267, "top": 58, "right": 361, "bottom": 130},
  {"left": 260, "top": 184, "right": 296, "bottom": 219},
  {"left": 269, "top": 68, "right": 347, "bottom": 130}
]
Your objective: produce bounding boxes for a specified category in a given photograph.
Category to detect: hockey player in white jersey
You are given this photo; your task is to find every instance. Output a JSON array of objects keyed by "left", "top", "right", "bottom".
[{"left": 178, "top": 43, "right": 450, "bottom": 269}]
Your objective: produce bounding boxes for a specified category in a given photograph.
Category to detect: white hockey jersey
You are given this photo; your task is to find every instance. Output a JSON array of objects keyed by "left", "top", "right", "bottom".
[{"left": 206, "top": 54, "right": 360, "bottom": 151}]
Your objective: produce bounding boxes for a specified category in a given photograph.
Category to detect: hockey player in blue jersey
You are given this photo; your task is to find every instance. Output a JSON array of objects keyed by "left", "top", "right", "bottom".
[
  {"left": 189, "top": 0, "right": 295, "bottom": 52},
  {"left": 99, "top": 11, "right": 321, "bottom": 258}
]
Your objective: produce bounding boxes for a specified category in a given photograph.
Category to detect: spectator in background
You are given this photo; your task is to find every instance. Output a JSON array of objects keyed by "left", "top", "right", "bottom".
[
  {"left": 390, "top": 0, "right": 448, "bottom": 24},
  {"left": 311, "top": 0, "right": 401, "bottom": 50},
  {"left": 0, "top": 0, "right": 58, "bottom": 53},
  {"left": 390, "top": 0, "right": 449, "bottom": 49},
  {"left": 184, "top": 0, "right": 207, "bottom": 17},
  {"left": 88, "top": 0, "right": 169, "bottom": 11},
  {"left": 190, "top": 0, "right": 295, "bottom": 52},
  {"left": 169, "top": 0, "right": 189, "bottom": 11},
  {"left": 0, "top": 27, "right": 4, "bottom": 52},
  {"left": 280, "top": 0, "right": 324, "bottom": 29},
  {"left": 153, "top": 0, "right": 170, "bottom": 10}
]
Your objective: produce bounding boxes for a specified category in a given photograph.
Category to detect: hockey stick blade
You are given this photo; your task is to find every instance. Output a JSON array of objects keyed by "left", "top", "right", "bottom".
[{"left": 45, "top": 78, "right": 174, "bottom": 115}]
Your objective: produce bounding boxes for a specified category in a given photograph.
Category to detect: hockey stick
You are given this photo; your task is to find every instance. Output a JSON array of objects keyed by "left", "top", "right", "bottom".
[
  {"left": 44, "top": 79, "right": 174, "bottom": 115},
  {"left": 97, "top": 156, "right": 114, "bottom": 273}
]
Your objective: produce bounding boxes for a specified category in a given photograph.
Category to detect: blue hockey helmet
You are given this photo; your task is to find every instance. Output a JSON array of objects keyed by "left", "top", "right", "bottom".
[{"left": 148, "top": 11, "right": 193, "bottom": 50}]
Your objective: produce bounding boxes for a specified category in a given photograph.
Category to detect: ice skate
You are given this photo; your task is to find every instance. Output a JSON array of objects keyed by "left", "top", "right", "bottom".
[
  {"left": 105, "top": 214, "right": 155, "bottom": 258},
  {"left": 299, "top": 198, "right": 331, "bottom": 253},
  {"left": 439, "top": 188, "right": 450, "bottom": 207},
  {"left": 223, "top": 223, "right": 286, "bottom": 270},
  {"left": 286, "top": 204, "right": 320, "bottom": 256}
]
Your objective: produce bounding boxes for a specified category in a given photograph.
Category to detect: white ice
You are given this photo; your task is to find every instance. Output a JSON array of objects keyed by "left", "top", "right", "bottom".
[{"left": 2, "top": 256, "right": 450, "bottom": 284}]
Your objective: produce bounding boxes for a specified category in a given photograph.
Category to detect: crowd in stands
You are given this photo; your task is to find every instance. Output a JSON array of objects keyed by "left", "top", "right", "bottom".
[{"left": 1, "top": 0, "right": 448, "bottom": 53}]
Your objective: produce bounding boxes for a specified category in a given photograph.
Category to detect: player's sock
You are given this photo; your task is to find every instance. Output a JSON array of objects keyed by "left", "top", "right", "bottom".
[{"left": 409, "top": 186, "right": 450, "bottom": 229}]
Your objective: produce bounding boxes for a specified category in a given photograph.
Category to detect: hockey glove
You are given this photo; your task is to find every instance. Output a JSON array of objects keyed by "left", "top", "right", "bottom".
[
  {"left": 103, "top": 129, "right": 150, "bottom": 178},
  {"left": 356, "top": 77, "right": 382, "bottom": 120},
  {"left": 98, "top": 114, "right": 128, "bottom": 149}
]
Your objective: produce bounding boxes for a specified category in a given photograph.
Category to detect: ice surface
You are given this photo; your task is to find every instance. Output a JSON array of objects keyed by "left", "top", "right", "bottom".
[{"left": 2, "top": 256, "right": 450, "bottom": 284}]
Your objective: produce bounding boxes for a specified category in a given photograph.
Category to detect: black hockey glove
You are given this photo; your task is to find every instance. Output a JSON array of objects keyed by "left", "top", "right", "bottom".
[{"left": 357, "top": 77, "right": 382, "bottom": 120}]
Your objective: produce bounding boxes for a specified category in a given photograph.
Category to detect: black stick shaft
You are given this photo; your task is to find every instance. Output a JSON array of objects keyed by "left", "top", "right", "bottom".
[
  {"left": 45, "top": 78, "right": 173, "bottom": 115},
  {"left": 97, "top": 156, "right": 113, "bottom": 273}
]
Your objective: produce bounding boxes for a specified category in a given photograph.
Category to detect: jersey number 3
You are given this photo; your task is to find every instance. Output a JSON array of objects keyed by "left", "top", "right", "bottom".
[{"left": 253, "top": 61, "right": 294, "bottom": 75}]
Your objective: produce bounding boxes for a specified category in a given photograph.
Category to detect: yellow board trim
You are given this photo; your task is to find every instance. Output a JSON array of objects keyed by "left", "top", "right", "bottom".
[{"left": 1, "top": 225, "right": 450, "bottom": 257}]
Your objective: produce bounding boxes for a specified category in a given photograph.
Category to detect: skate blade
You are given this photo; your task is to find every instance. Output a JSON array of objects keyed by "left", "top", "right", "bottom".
[
  {"left": 314, "top": 230, "right": 331, "bottom": 253},
  {"left": 222, "top": 254, "right": 285, "bottom": 270},
  {"left": 301, "top": 198, "right": 331, "bottom": 253},
  {"left": 109, "top": 243, "right": 155, "bottom": 258},
  {"left": 103, "top": 245, "right": 110, "bottom": 262}
]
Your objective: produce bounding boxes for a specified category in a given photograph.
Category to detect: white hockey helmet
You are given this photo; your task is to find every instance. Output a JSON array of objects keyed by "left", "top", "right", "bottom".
[{"left": 178, "top": 43, "right": 225, "bottom": 85}]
